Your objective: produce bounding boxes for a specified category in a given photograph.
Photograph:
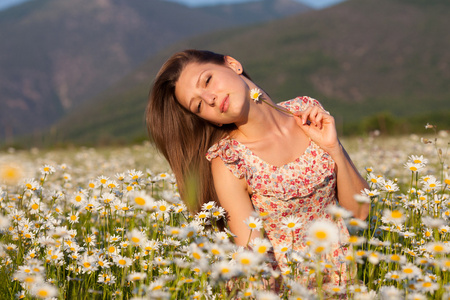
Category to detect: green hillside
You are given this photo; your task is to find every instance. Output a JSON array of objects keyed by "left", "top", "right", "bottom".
[{"left": 18, "top": 0, "right": 450, "bottom": 147}]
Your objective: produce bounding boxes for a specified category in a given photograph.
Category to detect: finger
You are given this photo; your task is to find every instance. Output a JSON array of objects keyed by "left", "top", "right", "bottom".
[
  {"left": 293, "top": 114, "right": 306, "bottom": 127},
  {"left": 293, "top": 115, "right": 312, "bottom": 134},
  {"left": 309, "top": 107, "right": 321, "bottom": 127},
  {"left": 299, "top": 107, "right": 312, "bottom": 125},
  {"left": 314, "top": 113, "right": 324, "bottom": 129},
  {"left": 295, "top": 108, "right": 310, "bottom": 125}
]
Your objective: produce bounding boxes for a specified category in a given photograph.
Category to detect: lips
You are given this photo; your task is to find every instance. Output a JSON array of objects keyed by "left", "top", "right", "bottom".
[{"left": 220, "top": 95, "right": 229, "bottom": 113}]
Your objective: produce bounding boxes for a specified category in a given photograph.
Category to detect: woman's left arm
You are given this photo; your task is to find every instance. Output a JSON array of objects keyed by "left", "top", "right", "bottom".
[{"left": 294, "top": 106, "right": 370, "bottom": 220}]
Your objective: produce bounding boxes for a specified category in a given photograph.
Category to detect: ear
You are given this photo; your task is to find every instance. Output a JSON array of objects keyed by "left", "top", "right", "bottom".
[{"left": 224, "top": 56, "right": 243, "bottom": 75}]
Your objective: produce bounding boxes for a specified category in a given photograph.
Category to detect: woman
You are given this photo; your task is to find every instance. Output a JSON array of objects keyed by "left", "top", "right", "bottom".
[{"left": 146, "top": 49, "right": 369, "bottom": 287}]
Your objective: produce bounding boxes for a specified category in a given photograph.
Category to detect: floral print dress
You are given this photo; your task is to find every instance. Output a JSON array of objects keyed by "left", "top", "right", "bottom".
[{"left": 206, "top": 96, "right": 352, "bottom": 287}]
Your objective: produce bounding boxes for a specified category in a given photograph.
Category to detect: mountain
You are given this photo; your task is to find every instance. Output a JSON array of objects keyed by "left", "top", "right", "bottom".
[
  {"left": 199, "top": 0, "right": 312, "bottom": 23},
  {"left": 8, "top": 0, "right": 450, "bottom": 147},
  {"left": 0, "top": 0, "right": 310, "bottom": 142}
]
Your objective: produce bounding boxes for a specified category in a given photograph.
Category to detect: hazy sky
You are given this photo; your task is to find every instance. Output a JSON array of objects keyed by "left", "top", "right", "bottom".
[
  {"left": 166, "top": 0, "right": 345, "bottom": 9},
  {"left": 0, "top": 0, "right": 30, "bottom": 11},
  {"left": 0, "top": 0, "right": 345, "bottom": 11}
]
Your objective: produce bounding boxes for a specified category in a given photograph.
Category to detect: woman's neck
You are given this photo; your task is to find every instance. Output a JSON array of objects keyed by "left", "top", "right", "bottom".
[{"left": 232, "top": 94, "right": 293, "bottom": 143}]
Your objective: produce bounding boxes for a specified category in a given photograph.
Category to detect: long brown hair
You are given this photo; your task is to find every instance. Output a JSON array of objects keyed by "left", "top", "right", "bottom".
[{"left": 146, "top": 49, "right": 250, "bottom": 213}]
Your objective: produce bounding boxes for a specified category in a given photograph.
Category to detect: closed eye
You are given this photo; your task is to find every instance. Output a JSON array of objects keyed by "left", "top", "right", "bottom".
[
  {"left": 197, "top": 101, "right": 202, "bottom": 113},
  {"left": 206, "top": 76, "right": 211, "bottom": 86}
]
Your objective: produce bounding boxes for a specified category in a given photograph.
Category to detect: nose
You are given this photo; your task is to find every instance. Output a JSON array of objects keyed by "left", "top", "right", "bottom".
[{"left": 201, "top": 91, "right": 216, "bottom": 106}]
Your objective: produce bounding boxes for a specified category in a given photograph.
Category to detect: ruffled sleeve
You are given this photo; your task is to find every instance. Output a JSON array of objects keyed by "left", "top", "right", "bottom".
[
  {"left": 206, "top": 138, "right": 249, "bottom": 180},
  {"left": 278, "top": 96, "right": 325, "bottom": 113}
]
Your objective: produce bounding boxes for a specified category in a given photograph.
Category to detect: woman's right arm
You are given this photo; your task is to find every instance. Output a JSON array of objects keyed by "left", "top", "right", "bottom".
[{"left": 210, "top": 157, "right": 260, "bottom": 246}]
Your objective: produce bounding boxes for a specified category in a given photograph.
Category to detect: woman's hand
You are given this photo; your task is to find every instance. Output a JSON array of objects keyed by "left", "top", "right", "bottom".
[
  {"left": 293, "top": 106, "right": 339, "bottom": 155},
  {"left": 294, "top": 106, "right": 370, "bottom": 220}
]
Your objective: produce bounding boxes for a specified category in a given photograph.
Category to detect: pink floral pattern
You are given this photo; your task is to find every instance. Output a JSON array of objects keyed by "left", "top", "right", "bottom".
[{"left": 206, "top": 96, "right": 352, "bottom": 286}]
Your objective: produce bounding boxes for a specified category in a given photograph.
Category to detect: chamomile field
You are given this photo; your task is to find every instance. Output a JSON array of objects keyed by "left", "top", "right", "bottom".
[{"left": 0, "top": 127, "right": 449, "bottom": 300}]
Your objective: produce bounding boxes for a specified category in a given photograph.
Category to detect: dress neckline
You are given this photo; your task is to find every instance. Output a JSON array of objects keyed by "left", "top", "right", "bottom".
[
  {"left": 225, "top": 98, "right": 314, "bottom": 169},
  {"left": 228, "top": 137, "right": 314, "bottom": 169}
]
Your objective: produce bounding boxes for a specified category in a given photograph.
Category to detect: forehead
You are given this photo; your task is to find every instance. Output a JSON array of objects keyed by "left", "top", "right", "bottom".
[{"left": 177, "top": 62, "right": 205, "bottom": 87}]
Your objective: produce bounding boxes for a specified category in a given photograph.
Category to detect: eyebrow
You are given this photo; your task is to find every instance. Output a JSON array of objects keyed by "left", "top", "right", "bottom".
[{"left": 187, "top": 70, "right": 206, "bottom": 112}]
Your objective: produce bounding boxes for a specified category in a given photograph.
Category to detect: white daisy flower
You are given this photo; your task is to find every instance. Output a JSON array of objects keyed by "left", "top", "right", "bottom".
[
  {"left": 327, "top": 204, "right": 353, "bottom": 219},
  {"left": 281, "top": 215, "right": 302, "bottom": 232},
  {"left": 211, "top": 260, "right": 239, "bottom": 280},
  {"left": 250, "top": 88, "right": 262, "bottom": 102},
  {"left": 400, "top": 263, "right": 422, "bottom": 280},
  {"left": 244, "top": 216, "right": 263, "bottom": 231},
  {"left": 97, "top": 273, "right": 116, "bottom": 285},
  {"left": 30, "top": 282, "right": 58, "bottom": 299},
  {"left": 424, "top": 242, "right": 450, "bottom": 255},
  {"left": 127, "top": 272, "right": 147, "bottom": 281},
  {"left": 379, "top": 286, "right": 402, "bottom": 300},
  {"left": 249, "top": 238, "right": 272, "bottom": 255},
  {"left": 307, "top": 220, "right": 339, "bottom": 246},
  {"left": 382, "top": 209, "right": 406, "bottom": 225}
]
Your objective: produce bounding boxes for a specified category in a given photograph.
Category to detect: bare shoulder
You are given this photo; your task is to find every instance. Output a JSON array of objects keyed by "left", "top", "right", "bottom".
[{"left": 210, "top": 157, "right": 248, "bottom": 192}]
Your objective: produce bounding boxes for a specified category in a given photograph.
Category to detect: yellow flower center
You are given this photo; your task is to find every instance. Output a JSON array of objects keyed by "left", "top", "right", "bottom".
[
  {"left": 391, "top": 210, "right": 402, "bottom": 219},
  {"left": 403, "top": 268, "right": 413, "bottom": 274},
  {"left": 315, "top": 231, "right": 327, "bottom": 240},
  {"left": 135, "top": 197, "right": 145, "bottom": 205},
  {"left": 433, "top": 245, "right": 444, "bottom": 252},
  {"left": 349, "top": 236, "right": 358, "bottom": 243},
  {"left": 315, "top": 246, "right": 325, "bottom": 253},
  {"left": 391, "top": 254, "right": 400, "bottom": 261},
  {"left": 257, "top": 246, "right": 267, "bottom": 254},
  {"left": 349, "top": 220, "right": 359, "bottom": 226},
  {"left": 37, "top": 290, "right": 49, "bottom": 297}
]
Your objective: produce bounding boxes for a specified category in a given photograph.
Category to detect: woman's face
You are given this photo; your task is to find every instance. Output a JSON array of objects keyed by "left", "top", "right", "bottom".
[{"left": 175, "top": 57, "right": 251, "bottom": 125}]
